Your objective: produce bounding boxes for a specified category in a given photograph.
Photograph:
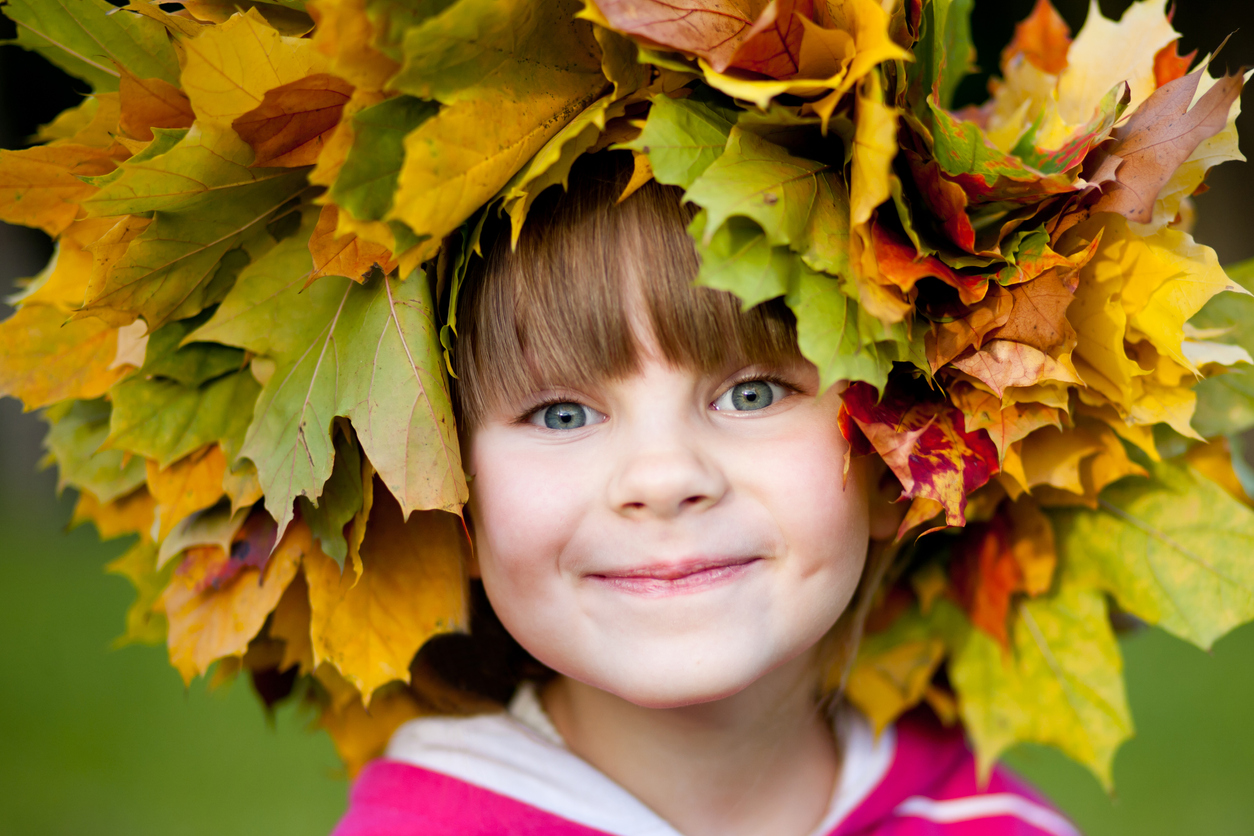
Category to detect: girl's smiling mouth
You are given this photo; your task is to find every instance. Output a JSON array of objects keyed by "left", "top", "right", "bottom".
[{"left": 586, "top": 556, "right": 764, "bottom": 595}]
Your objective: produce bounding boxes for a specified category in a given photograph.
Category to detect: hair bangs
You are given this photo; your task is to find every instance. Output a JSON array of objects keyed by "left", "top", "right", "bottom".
[{"left": 452, "top": 152, "right": 800, "bottom": 427}]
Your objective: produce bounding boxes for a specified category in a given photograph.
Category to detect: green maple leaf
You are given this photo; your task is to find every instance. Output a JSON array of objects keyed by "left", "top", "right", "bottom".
[
  {"left": 107, "top": 370, "right": 260, "bottom": 468},
  {"left": 907, "top": 0, "right": 975, "bottom": 114},
  {"left": 42, "top": 398, "right": 147, "bottom": 503},
  {"left": 298, "top": 420, "right": 364, "bottom": 567},
  {"left": 950, "top": 583, "right": 1132, "bottom": 790},
  {"left": 785, "top": 266, "right": 901, "bottom": 392},
  {"left": 1056, "top": 459, "right": 1254, "bottom": 650},
  {"left": 2, "top": 0, "right": 180, "bottom": 92},
  {"left": 332, "top": 96, "right": 439, "bottom": 224},
  {"left": 689, "top": 211, "right": 796, "bottom": 311},
  {"left": 684, "top": 127, "right": 849, "bottom": 275},
  {"left": 619, "top": 90, "right": 736, "bottom": 190},
  {"left": 1190, "top": 258, "right": 1254, "bottom": 437},
  {"left": 190, "top": 208, "right": 466, "bottom": 539},
  {"left": 78, "top": 126, "right": 310, "bottom": 328},
  {"left": 140, "top": 309, "right": 248, "bottom": 387}
]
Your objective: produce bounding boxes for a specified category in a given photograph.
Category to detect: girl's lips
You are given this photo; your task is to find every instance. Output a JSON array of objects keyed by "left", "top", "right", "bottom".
[{"left": 587, "top": 556, "right": 763, "bottom": 595}]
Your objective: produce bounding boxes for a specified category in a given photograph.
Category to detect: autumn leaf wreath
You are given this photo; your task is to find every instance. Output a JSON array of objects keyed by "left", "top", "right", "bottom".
[{"left": 1, "top": 0, "right": 1252, "bottom": 783}]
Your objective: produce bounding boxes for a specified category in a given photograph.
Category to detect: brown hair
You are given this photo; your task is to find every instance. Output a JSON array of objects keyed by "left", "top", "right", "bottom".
[{"left": 451, "top": 151, "right": 800, "bottom": 427}]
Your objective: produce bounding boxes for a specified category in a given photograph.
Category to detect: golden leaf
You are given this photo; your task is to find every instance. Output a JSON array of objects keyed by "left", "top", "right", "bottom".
[
  {"left": 72, "top": 486, "right": 157, "bottom": 542},
  {"left": 271, "top": 569, "right": 315, "bottom": 674},
  {"left": 145, "top": 445, "right": 228, "bottom": 541},
  {"left": 0, "top": 304, "right": 124, "bottom": 410},
  {"left": 308, "top": 203, "right": 398, "bottom": 285},
  {"left": 305, "top": 487, "right": 468, "bottom": 700},
  {"left": 160, "top": 515, "right": 308, "bottom": 684}
]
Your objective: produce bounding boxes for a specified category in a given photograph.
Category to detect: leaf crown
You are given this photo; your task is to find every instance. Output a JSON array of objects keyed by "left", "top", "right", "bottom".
[{"left": 1, "top": 0, "right": 1253, "bottom": 784}]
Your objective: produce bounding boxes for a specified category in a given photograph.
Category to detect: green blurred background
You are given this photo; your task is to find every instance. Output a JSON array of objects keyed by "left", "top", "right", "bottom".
[{"left": 2, "top": 1, "right": 1252, "bottom": 834}]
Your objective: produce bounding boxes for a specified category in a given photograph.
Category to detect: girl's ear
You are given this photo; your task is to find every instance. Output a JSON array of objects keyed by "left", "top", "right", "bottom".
[{"left": 866, "top": 457, "right": 906, "bottom": 541}]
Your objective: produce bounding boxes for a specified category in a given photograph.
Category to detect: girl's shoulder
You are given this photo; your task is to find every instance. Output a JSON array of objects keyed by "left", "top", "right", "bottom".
[{"left": 333, "top": 696, "right": 1081, "bottom": 836}]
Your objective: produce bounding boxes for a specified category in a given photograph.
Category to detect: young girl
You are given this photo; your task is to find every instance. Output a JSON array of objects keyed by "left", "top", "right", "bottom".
[{"left": 332, "top": 154, "right": 1080, "bottom": 836}]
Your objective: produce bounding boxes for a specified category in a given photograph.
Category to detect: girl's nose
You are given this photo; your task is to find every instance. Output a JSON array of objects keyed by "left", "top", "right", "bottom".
[{"left": 606, "top": 442, "right": 729, "bottom": 520}]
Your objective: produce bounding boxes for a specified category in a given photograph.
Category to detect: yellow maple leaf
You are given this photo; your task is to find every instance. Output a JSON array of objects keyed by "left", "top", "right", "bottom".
[
  {"left": 180, "top": 8, "right": 331, "bottom": 133},
  {"left": 319, "top": 683, "right": 424, "bottom": 777},
  {"left": 0, "top": 144, "right": 121, "bottom": 236},
  {"left": 1055, "top": 0, "right": 1176, "bottom": 127},
  {"left": 305, "top": 489, "right": 468, "bottom": 701},
  {"left": 307, "top": 0, "right": 400, "bottom": 92},
  {"left": 72, "top": 487, "right": 157, "bottom": 543},
  {"left": 849, "top": 70, "right": 896, "bottom": 228},
  {"left": 271, "top": 570, "right": 316, "bottom": 675},
  {"left": 846, "top": 637, "right": 946, "bottom": 733},
  {"left": 146, "top": 445, "right": 229, "bottom": 541},
  {"left": 389, "top": 0, "right": 606, "bottom": 247},
  {"left": 160, "top": 516, "right": 309, "bottom": 684},
  {"left": 0, "top": 303, "right": 124, "bottom": 410}
]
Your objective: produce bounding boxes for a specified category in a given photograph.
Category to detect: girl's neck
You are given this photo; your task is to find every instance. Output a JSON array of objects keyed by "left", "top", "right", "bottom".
[{"left": 541, "top": 656, "right": 840, "bottom": 836}]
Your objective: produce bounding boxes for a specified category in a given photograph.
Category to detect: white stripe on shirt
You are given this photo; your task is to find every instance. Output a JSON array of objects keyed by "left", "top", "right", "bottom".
[{"left": 895, "top": 793, "right": 1081, "bottom": 836}]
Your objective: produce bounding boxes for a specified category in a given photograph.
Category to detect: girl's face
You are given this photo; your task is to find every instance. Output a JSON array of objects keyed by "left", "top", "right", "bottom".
[{"left": 466, "top": 329, "right": 872, "bottom": 709}]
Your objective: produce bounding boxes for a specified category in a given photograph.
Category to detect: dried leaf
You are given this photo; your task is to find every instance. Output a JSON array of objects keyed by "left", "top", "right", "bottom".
[
  {"left": 146, "top": 446, "right": 228, "bottom": 541},
  {"left": 1059, "top": 459, "right": 1254, "bottom": 650},
  {"left": 951, "top": 581, "right": 1131, "bottom": 788},
  {"left": 309, "top": 204, "right": 398, "bottom": 284},
  {"left": 271, "top": 570, "right": 315, "bottom": 674},
  {"left": 389, "top": 0, "right": 606, "bottom": 246},
  {"left": 949, "top": 380, "right": 1061, "bottom": 459},
  {"left": 593, "top": 0, "right": 760, "bottom": 73},
  {"left": 0, "top": 144, "right": 120, "bottom": 236},
  {"left": 118, "top": 73, "right": 195, "bottom": 141},
  {"left": 949, "top": 339, "right": 1082, "bottom": 399},
  {"left": 233, "top": 73, "right": 355, "bottom": 167},
  {"left": 841, "top": 379, "right": 1000, "bottom": 527},
  {"left": 992, "top": 268, "right": 1077, "bottom": 352},
  {"left": 1091, "top": 65, "right": 1245, "bottom": 224}
]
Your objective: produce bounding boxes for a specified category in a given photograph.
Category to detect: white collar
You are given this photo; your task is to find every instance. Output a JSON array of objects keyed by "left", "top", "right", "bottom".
[{"left": 385, "top": 683, "right": 895, "bottom": 836}]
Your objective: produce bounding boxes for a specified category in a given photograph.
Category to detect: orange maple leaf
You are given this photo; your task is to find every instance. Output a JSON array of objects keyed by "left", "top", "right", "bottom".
[
  {"left": 146, "top": 445, "right": 228, "bottom": 541},
  {"left": 872, "top": 223, "right": 988, "bottom": 305},
  {"left": 0, "top": 144, "right": 121, "bottom": 236},
  {"left": 233, "top": 72, "right": 355, "bottom": 167},
  {"left": 119, "top": 73, "right": 196, "bottom": 141},
  {"left": 1001, "top": 0, "right": 1071, "bottom": 75},
  {"left": 1153, "top": 39, "right": 1197, "bottom": 90},
  {"left": 307, "top": 203, "right": 399, "bottom": 285}
]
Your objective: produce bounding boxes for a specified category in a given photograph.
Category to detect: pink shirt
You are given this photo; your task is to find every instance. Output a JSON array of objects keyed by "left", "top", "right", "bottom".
[{"left": 333, "top": 687, "right": 1077, "bottom": 836}]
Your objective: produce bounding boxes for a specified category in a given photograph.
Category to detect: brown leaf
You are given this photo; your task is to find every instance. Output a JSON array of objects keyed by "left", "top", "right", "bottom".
[
  {"left": 1091, "top": 66, "right": 1245, "bottom": 224},
  {"left": 1001, "top": 0, "right": 1071, "bottom": 75},
  {"left": 119, "top": 73, "right": 195, "bottom": 141},
  {"left": 926, "top": 284, "right": 1013, "bottom": 372},
  {"left": 949, "top": 380, "right": 1062, "bottom": 459},
  {"left": 594, "top": 0, "right": 763, "bottom": 73},
  {"left": 991, "top": 268, "right": 1077, "bottom": 353},
  {"left": 728, "top": 0, "right": 811, "bottom": 78},
  {"left": 307, "top": 203, "right": 398, "bottom": 285},
  {"left": 233, "top": 73, "right": 355, "bottom": 168},
  {"left": 950, "top": 339, "right": 1082, "bottom": 398}
]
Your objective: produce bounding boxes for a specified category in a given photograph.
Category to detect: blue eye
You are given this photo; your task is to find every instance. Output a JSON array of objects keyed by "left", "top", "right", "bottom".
[
  {"left": 533, "top": 402, "right": 601, "bottom": 430},
  {"left": 713, "top": 379, "right": 787, "bottom": 412}
]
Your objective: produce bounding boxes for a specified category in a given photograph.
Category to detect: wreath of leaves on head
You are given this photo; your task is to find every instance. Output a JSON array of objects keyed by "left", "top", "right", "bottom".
[{"left": 1, "top": 0, "right": 1253, "bottom": 783}]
